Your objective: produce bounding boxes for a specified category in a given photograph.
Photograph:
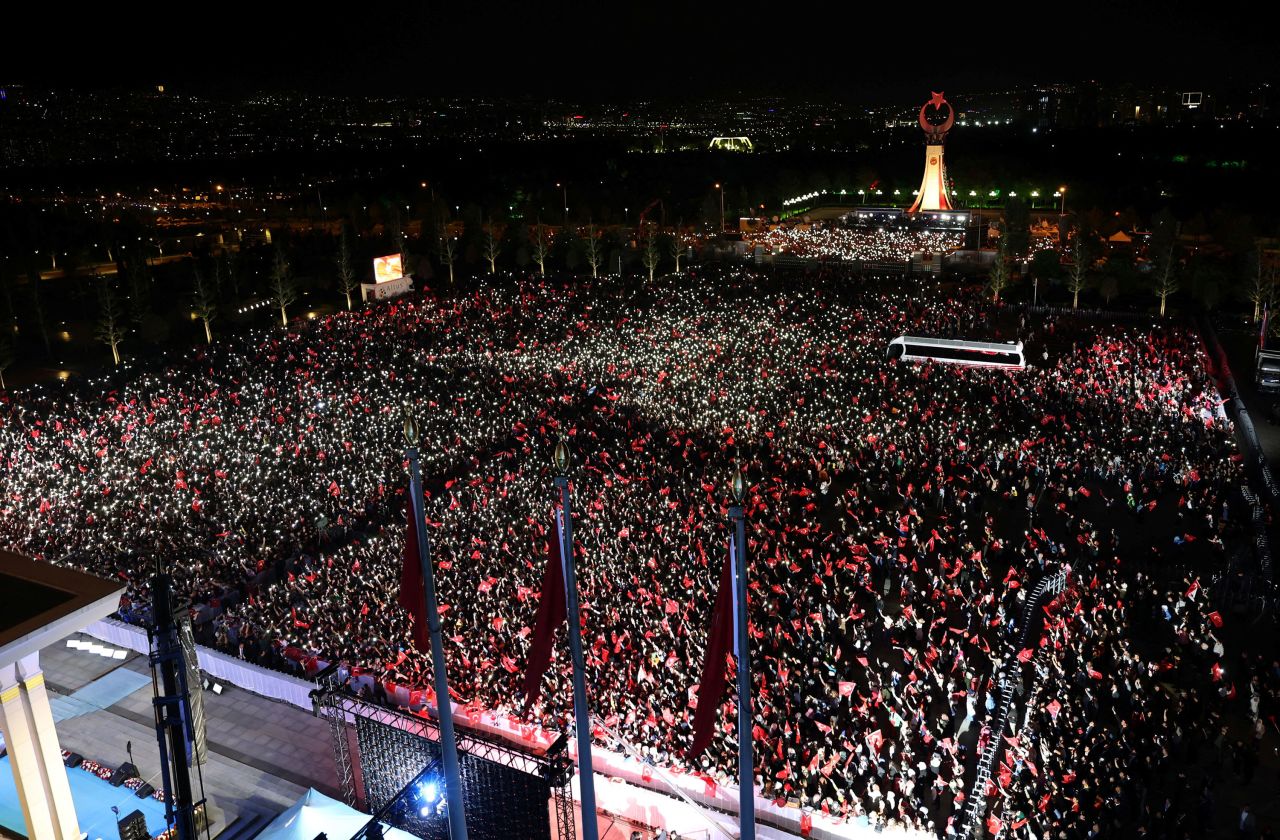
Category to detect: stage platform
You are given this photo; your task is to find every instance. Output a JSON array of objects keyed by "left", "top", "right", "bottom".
[
  {"left": 2, "top": 633, "right": 338, "bottom": 839},
  {"left": 0, "top": 754, "right": 169, "bottom": 838}
]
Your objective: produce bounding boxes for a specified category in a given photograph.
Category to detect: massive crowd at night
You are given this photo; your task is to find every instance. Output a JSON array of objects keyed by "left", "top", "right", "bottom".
[
  {"left": 748, "top": 224, "right": 964, "bottom": 262},
  {"left": 0, "top": 267, "right": 1274, "bottom": 838}
]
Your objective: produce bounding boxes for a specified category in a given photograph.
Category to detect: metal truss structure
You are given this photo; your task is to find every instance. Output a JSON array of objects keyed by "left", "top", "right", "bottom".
[{"left": 314, "top": 683, "right": 574, "bottom": 840}]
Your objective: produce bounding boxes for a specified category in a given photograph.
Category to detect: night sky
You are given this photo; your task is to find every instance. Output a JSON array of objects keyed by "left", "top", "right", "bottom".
[{"left": 1, "top": 1, "right": 1267, "bottom": 98}]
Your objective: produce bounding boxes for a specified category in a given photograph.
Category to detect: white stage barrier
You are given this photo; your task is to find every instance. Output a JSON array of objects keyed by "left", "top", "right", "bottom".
[{"left": 83, "top": 618, "right": 317, "bottom": 709}]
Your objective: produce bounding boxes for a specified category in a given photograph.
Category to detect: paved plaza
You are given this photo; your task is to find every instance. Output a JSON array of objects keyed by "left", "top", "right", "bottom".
[{"left": 32, "top": 634, "right": 340, "bottom": 836}]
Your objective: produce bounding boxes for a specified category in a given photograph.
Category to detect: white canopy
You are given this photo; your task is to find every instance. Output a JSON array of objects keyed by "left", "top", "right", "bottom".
[{"left": 256, "top": 788, "right": 420, "bottom": 840}]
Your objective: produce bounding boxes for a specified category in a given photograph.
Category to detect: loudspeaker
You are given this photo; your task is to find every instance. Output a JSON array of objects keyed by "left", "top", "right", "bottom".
[
  {"left": 63, "top": 752, "right": 83, "bottom": 768},
  {"left": 110, "top": 761, "right": 139, "bottom": 787},
  {"left": 133, "top": 782, "right": 155, "bottom": 799},
  {"left": 117, "top": 809, "right": 150, "bottom": 840},
  {"left": 964, "top": 223, "right": 983, "bottom": 250}
]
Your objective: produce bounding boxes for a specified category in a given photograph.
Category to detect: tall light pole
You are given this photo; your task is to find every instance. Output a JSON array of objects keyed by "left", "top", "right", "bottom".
[
  {"left": 556, "top": 182, "right": 569, "bottom": 226},
  {"left": 553, "top": 439, "right": 599, "bottom": 840},
  {"left": 1057, "top": 186, "right": 1067, "bottom": 216},
  {"left": 403, "top": 406, "right": 469, "bottom": 840},
  {"left": 715, "top": 183, "right": 725, "bottom": 232},
  {"left": 728, "top": 470, "right": 755, "bottom": 840}
]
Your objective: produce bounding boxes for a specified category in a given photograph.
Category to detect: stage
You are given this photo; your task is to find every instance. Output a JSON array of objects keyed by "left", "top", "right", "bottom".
[{"left": 0, "top": 753, "right": 169, "bottom": 839}]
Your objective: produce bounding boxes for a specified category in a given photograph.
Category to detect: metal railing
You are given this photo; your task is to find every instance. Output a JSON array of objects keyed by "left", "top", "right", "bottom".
[
  {"left": 1200, "top": 319, "right": 1277, "bottom": 586},
  {"left": 958, "top": 570, "right": 1069, "bottom": 837}
]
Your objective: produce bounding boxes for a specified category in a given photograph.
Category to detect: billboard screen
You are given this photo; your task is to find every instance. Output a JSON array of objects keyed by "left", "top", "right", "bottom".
[{"left": 373, "top": 254, "right": 403, "bottom": 284}]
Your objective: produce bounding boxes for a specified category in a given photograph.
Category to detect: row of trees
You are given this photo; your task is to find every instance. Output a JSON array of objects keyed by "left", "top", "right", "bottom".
[
  {"left": 424, "top": 219, "right": 691, "bottom": 283},
  {"left": 986, "top": 210, "right": 1273, "bottom": 318},
  {"left": 1, "top": 214, "right": 696, "bottom": 382}
]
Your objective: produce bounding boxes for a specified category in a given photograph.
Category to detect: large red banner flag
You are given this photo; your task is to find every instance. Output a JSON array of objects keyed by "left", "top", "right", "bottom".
[
  {"left": 687, "top": 538, "right": 736, "bottom": 761},
  {"left": 523, "top": 509, "right": 568, "bottom": 711},
  {"left": 399, "top": 495, "right": 429, "bottom": 653}
]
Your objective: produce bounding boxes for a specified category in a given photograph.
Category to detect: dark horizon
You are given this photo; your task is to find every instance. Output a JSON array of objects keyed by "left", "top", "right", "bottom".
[{"left": 1, "top": 1, "right": 1271, "bottom": 100}]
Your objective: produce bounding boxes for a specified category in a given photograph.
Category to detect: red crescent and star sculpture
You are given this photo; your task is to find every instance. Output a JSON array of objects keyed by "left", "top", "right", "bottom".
[{"left": 907, "top": 91, "right": 956, "bottom": 213}]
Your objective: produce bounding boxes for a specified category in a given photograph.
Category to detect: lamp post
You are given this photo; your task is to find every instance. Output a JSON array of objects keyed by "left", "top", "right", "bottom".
[
  {"left": 1057, "top": 186, "right": 1067, "bottom": 216},
  {"left": 714, "top": 183, "right": 725, "bottom": 232},
  {"left": 556, "top": 183, "right": 569, "bottom": 226},
  {"left": 553, "top": 439, "right": 600, "bottom": 840},
  {"left": 403, "top": 406, "right": 469, "bottom": 840},
  {"left": 728, "top": 470, "right": 755, "bottom": 840}
]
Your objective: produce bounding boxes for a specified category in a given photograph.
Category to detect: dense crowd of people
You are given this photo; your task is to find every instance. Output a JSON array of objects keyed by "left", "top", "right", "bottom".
[
  {"left": 0, "top": 267, "right": 1271, "bottom": 837},
  {"left": 748, "top": 224, "right": 964, "bottom": 262}
]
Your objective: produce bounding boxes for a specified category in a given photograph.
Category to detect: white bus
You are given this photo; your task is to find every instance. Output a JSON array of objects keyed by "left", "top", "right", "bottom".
[
  {"left": 887, "top": 335, "right": 1026, "bottom": 369},
  {"left": 1257, "top": 348, "right": 1280, "bottom": 394}
]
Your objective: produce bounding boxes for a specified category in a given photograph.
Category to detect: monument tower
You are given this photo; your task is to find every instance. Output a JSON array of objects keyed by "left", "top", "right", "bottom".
[{"left": 906, "top": 91, "right": 955, "bottom": 213}]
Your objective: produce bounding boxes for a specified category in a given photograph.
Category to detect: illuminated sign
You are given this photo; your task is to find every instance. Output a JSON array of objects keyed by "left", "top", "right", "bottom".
[
  {"left": 373, "top": 254, "right": 403, "bottom": 284},
  {"left": 361, "top": 275, "right": 412, "bottom": 303}
]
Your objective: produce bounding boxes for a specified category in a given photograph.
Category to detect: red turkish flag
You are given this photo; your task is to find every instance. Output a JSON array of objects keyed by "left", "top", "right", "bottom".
[
  {"left": 687, "top": 539, "right": 736, "bottom": 762},
  {"left": 398, "top": 496, "right": 429, "bottom": 653},
  {"left": 523, "top": 510, "right": 568, "bottom": 711}
]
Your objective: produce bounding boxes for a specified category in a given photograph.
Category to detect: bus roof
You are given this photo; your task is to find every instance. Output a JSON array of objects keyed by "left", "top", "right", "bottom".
[{"left": 894, "top": 335, "right": 1024, "bottom": 353}]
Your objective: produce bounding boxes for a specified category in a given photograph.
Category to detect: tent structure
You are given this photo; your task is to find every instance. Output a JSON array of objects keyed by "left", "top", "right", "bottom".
[{"left": 256, "top": 788, "right": 420, "bottom": 840}]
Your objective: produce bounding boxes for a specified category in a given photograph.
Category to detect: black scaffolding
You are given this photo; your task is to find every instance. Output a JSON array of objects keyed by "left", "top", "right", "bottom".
[{"left": 313, "top": 684, "right": 573, "bottom": 840}]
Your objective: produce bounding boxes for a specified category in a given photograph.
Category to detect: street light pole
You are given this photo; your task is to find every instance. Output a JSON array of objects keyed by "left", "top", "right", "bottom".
[
  {"left": 715, "top": 183, "right": 725, "bottom": 232},
  {"left": 403, "top": 406, "right": 469, "bottom": 840},
  {"left": 553, "top": 440, "right": 600, "bottom": 840},
  {"left": 557, "top": 183, "right": 569, "bottom": 226},
  {"left": 728, "top": 470, "right": 755, "bottom": 840}
]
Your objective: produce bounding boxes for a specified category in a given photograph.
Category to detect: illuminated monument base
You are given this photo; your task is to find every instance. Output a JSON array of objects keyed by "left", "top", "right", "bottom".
[{"left": 909, "top": 144, "right": 952, "bottom": 213}]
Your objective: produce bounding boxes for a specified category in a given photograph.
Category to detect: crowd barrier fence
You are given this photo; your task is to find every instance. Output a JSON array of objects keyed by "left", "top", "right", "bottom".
[
  {"left": 83, "top": 617, "right": 318, "bottom": 708},
  {"left": 958, "top": 570, "right": 1069, "bottom": 838},
  {"left": 1199, "top": 319, "right": 1276, "bottom": 586}
]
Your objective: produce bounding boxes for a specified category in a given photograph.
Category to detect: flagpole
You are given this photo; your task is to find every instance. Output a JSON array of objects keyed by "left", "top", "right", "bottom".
[
  {"left": 553, "top": 439, "right": 599, "bottom": 840},
  {"left": 728, "top": 470, "right": 756, "bottom": 840},
  {"left": 404, "top": 406, "right": 469, "bottom": 840}
]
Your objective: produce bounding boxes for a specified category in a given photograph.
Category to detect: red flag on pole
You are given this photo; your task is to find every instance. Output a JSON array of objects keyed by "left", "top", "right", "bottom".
[
  {"left": 398, "top": 495, "right": 429, "bottom": 653},
  {"left": 687, "top": 541, "right": 735, "bottom": 761},
  {"left": 523, "top": 510, "right": 567, "bottom": 711}
]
